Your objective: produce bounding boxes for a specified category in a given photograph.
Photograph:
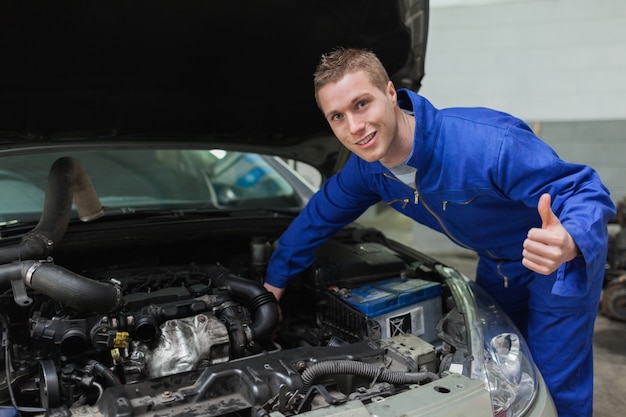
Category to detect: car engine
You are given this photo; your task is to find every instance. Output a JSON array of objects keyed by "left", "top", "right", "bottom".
[{"left": 0, "top": 158, "right": 466, "bottom": 417}]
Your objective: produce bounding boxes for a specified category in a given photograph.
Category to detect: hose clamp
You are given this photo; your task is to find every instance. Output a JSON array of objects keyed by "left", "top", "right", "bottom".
[{"left": 24, "top": 261, "right": 42, "bottom": 287}]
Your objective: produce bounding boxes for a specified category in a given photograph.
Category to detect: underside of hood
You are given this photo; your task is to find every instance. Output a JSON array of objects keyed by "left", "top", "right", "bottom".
[{"left": 0, "top": 0, "right": 428, "bottom": 174}]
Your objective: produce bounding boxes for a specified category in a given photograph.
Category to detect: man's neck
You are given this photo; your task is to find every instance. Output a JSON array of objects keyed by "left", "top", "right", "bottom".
[{"left": 382, "top": 109, "right": 415, "bottom": 167}]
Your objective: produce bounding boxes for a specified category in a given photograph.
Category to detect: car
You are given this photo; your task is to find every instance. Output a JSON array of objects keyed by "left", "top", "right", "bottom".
[{"left": 0, "top": 1, "right": 556, "bottom": 416}]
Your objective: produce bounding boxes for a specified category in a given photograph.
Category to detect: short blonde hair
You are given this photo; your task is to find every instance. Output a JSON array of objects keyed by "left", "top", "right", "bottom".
[{"left": 313, "top": 48, "right": 390, "bottom": 108}]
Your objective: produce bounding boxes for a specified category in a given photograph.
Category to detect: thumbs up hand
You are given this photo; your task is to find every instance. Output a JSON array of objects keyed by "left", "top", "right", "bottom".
[{"left": 522, "top": 193, "right": 580, "bottom": 275}]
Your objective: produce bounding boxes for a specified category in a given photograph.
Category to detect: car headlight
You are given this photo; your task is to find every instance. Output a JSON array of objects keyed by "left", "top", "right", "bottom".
[{"left": 437, "top": 265, "right": 538, "bottom": 417}]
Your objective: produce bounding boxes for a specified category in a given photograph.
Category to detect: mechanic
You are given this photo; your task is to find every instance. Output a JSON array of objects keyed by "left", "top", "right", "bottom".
[{"left": 263, "top": 48, "right": 615, "bottom": 417}]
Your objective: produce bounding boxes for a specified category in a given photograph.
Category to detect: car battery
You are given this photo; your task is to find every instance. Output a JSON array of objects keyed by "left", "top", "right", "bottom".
[{"left": 338, "top": 277, "right": 442, "bottom": 343}]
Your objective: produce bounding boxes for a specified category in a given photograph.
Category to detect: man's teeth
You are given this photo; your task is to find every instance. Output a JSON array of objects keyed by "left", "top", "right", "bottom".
[{"left": 357, "top": 134, "right": 374, "bottom": 145}]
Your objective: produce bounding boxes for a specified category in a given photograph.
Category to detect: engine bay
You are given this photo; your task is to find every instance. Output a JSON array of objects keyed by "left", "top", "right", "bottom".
[{"left": 0, "top": 158, "right": 472, "bottom": 417}]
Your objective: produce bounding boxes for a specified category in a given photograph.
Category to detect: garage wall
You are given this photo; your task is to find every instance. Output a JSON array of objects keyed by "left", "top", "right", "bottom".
[
  {"left": 419, "top": 0, "right": 626, "bottom": 122},
  {"left": 538, "top": 119, "right": 626, "bottom": 201}
]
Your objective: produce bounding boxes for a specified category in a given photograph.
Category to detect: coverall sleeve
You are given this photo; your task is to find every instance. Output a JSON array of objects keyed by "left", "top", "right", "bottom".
[
  {"left": 265, "top": 156, "right": 381, "bottom": 289},
  {"left": 497, "top": 123, "right": 616, "bottom": 296}
]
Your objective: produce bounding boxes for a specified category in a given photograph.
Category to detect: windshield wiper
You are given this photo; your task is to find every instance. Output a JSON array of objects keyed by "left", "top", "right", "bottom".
[{"left": 0, "top": 220, "right": 40, "bottom": 239}]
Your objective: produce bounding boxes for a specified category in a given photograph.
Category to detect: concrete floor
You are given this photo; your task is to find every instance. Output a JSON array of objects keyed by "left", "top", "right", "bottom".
[{"left": 358, "top": 208, "right": 626, "bottom": 417}]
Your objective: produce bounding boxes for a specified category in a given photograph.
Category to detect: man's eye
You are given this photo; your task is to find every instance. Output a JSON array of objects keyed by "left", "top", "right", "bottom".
[
  {"left": 331, "top": 114, "right": 343, "bottom": 122},
  {"left": 357, "top": 100, "right": 368, "bottom": 109}
]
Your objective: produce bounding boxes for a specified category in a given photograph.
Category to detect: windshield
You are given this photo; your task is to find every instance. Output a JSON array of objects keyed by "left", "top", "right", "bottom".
[{"left": 0, "top": 149, "right": 306, "bottom": 225}]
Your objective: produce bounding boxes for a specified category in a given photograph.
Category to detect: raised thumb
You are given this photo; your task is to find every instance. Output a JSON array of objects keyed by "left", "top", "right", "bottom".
[{"left": 538, "top": 193, "right": 557, "bottom": 229}]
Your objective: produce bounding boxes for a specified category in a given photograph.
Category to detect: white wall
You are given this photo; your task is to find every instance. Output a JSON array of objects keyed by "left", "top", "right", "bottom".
[{"left": 420, "top": 0, "right": 626, "bottom": 122}]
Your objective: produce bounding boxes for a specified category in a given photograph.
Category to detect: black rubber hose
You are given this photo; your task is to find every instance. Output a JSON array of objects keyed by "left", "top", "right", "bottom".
[
  {"left": 208, "top": 265, "right": 278, "bottom": 341},
  {"left": 301, "top": 360, "right": 440, "bottom": 393},
  {"left": 87, "top": 360, "right": 122, "bottom": 387},
  {"left": 0, "top": 263, "right": 22, "bottom": 289},
  {"left": 21, "top": 260, "right": 122, "bottom": 313},
  {"left": 0, "top": 156, "right": 104, "bottom": 264}
]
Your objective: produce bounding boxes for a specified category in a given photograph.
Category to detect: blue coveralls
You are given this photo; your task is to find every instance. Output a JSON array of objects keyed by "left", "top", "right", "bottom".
[{"left": 266, "top": 89, "right": 616, "bottom": 417}]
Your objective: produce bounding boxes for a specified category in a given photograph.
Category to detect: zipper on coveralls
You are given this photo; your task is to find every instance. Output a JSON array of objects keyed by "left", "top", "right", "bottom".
[
  {"left": 384, "top": 172, "right": 509, "bottom": 287},
  {"left": 408, "top": 174, "right": 509, "bottom": 288},
  {"left": 383, "top": 172, "right": 473, "bottom": 251},
  {"left": 384, "top": 190, "right": 419, "bottom": 208}
]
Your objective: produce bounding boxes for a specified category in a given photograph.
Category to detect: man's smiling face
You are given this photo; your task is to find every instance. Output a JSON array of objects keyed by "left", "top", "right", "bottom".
[{"left": 318, "top": 70, "right": 402, "bottom": 166}]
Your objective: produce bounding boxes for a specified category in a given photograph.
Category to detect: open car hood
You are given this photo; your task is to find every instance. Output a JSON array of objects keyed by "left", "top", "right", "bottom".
[{"left": 0, "top": 0, "right": 428, "bottom": 177}]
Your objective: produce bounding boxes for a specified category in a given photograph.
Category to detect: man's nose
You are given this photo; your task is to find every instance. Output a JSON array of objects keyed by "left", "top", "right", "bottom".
[{"left": 347, "top": 114, "right": 364, "bottom": 135}]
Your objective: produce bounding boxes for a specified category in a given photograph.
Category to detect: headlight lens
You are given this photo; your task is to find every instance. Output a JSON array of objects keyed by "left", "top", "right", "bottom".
[
  {"left": 436, "top": 265, "right": 538, "bottom": 417},
  {"left": 472, "top": 283, "right": 538, "bottom": 417}
]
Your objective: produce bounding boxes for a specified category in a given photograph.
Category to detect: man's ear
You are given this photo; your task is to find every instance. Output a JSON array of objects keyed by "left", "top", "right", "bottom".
[{"left": 387, "top": 81, "right": 397, "bottom": 103}]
